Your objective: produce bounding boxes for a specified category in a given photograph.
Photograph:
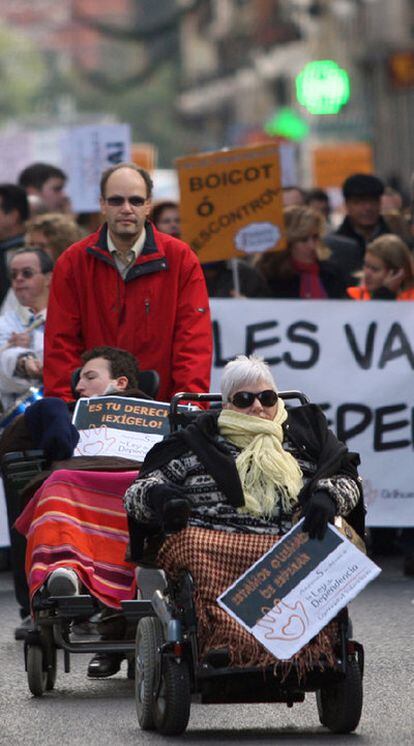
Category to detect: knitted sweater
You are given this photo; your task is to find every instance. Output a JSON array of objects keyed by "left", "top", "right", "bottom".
[{"left": 124, "top": 406, "right": 361, "bottom": 540}]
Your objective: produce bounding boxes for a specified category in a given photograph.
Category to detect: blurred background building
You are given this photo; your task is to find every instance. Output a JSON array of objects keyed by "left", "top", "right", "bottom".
[
  {"left": 0, "top": 1, "right": 413, "bottom": 191},
  {"left": 177, "top": 0, "right": 414, "bottom": 192}
]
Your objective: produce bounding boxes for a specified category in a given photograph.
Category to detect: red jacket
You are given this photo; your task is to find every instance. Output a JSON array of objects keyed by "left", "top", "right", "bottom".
[{"left": 43, "top": 223, "right": 212, "bottom": 402}]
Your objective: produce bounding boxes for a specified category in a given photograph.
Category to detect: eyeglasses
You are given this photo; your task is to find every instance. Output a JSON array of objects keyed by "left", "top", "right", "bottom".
[
  {"left": 10, "top": 268, "right": 42, "bottom": 281},
  {"left": 230, "top": 390, "right": 278, "bottom": 409},
  {"left": 105, "top": 196, "right": 147, "bottom": 207}
]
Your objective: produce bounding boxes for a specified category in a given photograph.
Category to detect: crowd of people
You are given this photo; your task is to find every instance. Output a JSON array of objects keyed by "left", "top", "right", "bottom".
[
  {"left": 0, "top": 159, "right": 412, "bottom": 680},
  {"left": 1, "top": 164, "right": 414, "bottom": 423}
]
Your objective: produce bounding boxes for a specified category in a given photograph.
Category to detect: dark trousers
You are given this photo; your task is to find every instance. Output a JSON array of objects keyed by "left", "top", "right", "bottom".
[{"left": 4, "top": 479, "right": 30, "bottom": 617}]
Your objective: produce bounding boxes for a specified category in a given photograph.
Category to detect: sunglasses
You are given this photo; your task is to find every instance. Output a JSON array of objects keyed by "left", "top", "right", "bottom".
[
  {"left": 105, "top": 196, "right": 147, "bottom": 207},
  {"left": 230, "top": 390, "right": 278, "bottom": 409},
  {"left": 10, "top": 268, "right": 42, "bottom": 280}
]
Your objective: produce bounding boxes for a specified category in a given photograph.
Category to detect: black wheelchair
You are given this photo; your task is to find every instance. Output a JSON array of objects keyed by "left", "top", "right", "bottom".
[
  {"left": 123, "top": 391, "right": 366, "bottom": 737},
  {"left": 1, "top": 448, "right": 142, "bottom": 696},
  {"left": 1, "top": 368, "right": 161, "bottom": 697},
  {"left": 3, "top": 389, "right": 365, "bottom": 737}
]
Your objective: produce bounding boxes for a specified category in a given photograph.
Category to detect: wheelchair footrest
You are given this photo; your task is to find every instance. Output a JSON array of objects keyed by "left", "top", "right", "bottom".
[
  {"left": 121, "top": 599, "right": 155, "bottom": 621},
  {"left": 46, "top": 595, "right": 97, "bottom": 618}
]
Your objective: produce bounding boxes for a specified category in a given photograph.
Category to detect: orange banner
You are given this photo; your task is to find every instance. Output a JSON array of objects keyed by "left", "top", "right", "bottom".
[{"left": 176, "top": 143, "right": 284, "bottom": 263}]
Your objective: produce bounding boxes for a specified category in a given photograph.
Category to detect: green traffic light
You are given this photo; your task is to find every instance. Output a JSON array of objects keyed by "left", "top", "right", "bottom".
[
  {"left": 264, "top": 107, "right": 310, "bottom": 141},
  {"left": 296, "top": 60, "right": 351, "bottom": 115}
]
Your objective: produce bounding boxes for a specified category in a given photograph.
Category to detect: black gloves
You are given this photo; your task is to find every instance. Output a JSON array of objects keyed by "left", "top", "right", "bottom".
[
  {"left": 302, "top": 489, "right": 336, "bottom": 540},
  {"left": 147, "top": 483, "right": 191, "bottom": 533}
]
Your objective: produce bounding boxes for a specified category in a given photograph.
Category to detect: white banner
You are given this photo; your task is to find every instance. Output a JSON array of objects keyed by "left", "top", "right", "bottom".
[{"left": 210, "top": 299, "right": 414, "bottom": 527}]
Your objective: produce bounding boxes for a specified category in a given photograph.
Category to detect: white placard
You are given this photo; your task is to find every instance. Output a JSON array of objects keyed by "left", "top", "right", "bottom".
[
  {"left": 218, "top": 520, "right": 380, "bottom": 661},
  {"left": 210, "top": 299, "right": 414, "bottom": 527},
  {"left": 65, "top": 124, "right": 131, "bottom": 212}
]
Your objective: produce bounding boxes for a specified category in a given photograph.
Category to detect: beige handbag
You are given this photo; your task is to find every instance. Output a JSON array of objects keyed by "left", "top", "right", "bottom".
[
  {"left": 292, "top": 509, "right": 366, "bottom": 554},
  {"left": 333, "top": 516, "right": 366, "bottom": 554}
]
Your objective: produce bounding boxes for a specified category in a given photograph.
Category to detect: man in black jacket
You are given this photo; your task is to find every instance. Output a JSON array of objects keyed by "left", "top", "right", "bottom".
[{"left": 326, "top": 173, "right": 392, "bottom": 284}]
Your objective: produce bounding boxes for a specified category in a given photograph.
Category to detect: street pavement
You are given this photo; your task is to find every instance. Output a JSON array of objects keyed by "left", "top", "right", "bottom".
[{"left": 0, "top": 556, "right": 413, "bottom": 745}]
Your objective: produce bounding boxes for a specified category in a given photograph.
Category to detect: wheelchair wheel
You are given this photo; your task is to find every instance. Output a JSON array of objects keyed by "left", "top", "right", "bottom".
[
  {"left": 152, "top": 652, "right": 191, "bottom": 736},
  {"left": 316, "top": 657, "right": 363, "bottom": 734},
  {"left": 26, "top": 625, "right": 57, "bottom": 697},
  {"left": 135, "top": 616, "right": 163, "bottom": 730},
  {"left": 27, "top": 645, "right": 48, "bottom": 697},
  {"left": 45, "top": 646, "right": 57, "bottom": 691}
]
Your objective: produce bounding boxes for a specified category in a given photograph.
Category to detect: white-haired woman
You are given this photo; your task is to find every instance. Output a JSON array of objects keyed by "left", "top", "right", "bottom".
[
  {"left": 125, "top": 354, "right": 361, "bottom": 543},
  {"left": 124, "top": 355, "right": 362, "bottom": 670}
]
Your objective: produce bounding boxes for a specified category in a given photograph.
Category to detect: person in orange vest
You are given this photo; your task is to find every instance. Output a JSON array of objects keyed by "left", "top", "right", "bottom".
[{"left": 347, "top": 233, "right": 414, "bottom": 300}]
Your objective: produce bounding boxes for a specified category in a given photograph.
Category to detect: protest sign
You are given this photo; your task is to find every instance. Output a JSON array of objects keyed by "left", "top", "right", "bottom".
[
  {"left": 65, "top": 124, "right": 131, "bottom": 212},
  {"left": 0, "top": 124, "right": 131, "bottom": 212},
  {"left": 72, "top": 396, "right": 172, "bottom": 463},
  {"left": 176, "top": 143, "right": 284, "bottom": 263},
  {"left": 218, "top": 520, "right": 380, "bottom": 661},
  {"left": 312, "top": 142, "right": 373, "bottom": 189},
  {"left": 210, "top": 298, "right": 414, "bottom": 527}
]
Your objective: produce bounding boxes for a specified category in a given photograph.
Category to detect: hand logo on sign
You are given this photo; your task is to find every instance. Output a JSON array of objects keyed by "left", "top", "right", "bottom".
[
  {"left": 75, "top": 425, "right": 117, "bottom": 456},
  {"left": 256, "top": 599, "right": 309, "bottom": 641}
]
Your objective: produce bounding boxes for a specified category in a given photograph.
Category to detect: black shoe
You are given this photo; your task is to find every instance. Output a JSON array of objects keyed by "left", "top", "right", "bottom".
[
  {"left": 14, "top": 615, "right": 34, "bottom": 641},
  {"left": 87, "top": 652, "right": 124, "bottom": 678}
]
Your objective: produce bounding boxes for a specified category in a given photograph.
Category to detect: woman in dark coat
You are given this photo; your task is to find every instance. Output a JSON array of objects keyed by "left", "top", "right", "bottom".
[
  {"left": 124, "top": 354, "right": 362, "bottom": 672},
  {"left": 125, "top": 354, "right": 362, "bottom": 548},
  {"left": 256, "top": 206, "right": 347, "bottom": 299}
]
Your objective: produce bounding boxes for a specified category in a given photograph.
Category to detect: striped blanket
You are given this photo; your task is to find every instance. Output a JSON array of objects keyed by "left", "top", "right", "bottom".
[
  {"left": 158, "top": 527, "right": 340, "bottom": 677},
  {"left": 16, "top": 469, "right": 137, "bottom": 609}
]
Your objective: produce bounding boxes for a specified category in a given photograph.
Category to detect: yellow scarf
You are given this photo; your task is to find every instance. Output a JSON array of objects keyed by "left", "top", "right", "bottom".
[{"left": 218, "top": 399, "right": 303, "bottom": 517}]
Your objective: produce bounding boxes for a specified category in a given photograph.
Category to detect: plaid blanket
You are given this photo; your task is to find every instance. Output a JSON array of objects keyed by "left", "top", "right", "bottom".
[{"left": 158, "top": 527, "right": 339, "bottom": 677}]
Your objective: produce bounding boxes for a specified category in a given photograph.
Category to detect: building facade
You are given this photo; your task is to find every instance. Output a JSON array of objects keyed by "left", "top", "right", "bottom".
[{"left": 177, "top": 0, "right": 414, "bottom": 190}]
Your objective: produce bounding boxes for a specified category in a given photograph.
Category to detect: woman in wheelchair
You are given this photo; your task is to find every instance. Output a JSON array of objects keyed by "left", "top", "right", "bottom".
[{"left": 124, "top": 354, "right": 363, "bottom": 675}]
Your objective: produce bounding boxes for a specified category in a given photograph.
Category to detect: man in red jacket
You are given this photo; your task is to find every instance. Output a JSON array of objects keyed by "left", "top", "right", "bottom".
[{"left": 43, "top": 163, "right": 212, "bottom": 402}]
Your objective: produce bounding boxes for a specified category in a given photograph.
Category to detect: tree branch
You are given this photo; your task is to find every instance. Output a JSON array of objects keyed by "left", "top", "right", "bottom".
[{"left": 74, "top": 0, "right": 207, "bottom": 43}]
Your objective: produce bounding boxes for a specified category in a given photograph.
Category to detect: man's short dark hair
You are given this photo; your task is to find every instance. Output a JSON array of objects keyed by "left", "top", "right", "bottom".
[
  {"left": 81, "top": 346, "right": 140, "bottom": 389},
  {"left": 100, "top": 163, "right": 153, "bottom": 199},
  {"left": 151, "top": 200, "right": 179, "bottom": 226},
  {"left": 18, "top": 163, "right": 66, "bottom": 191},
  {"left": 9, "top": 247, "right": 54, "bottom": 274},
  {"left": 0, "top": 184, "right": 29, "bottom": 223},
  {"left": 305, "top": 188, "right": 329, "bottom": 204},
  {"left": 342, "top": 173, "right": 384, "bottom": 200}
]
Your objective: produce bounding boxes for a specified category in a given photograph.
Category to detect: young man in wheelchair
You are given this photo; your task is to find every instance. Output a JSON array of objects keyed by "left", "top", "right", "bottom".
[
  {"left": 124, "top": 354, "right": 363, "bottom": 673},
  {"left": 5, "top": 346, "right": 150, "bottom": 655}
]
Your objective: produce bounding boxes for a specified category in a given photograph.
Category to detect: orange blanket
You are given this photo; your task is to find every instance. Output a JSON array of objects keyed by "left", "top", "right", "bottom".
[{"left": 16, "top": 469, "right": 137, "bottom": 609}]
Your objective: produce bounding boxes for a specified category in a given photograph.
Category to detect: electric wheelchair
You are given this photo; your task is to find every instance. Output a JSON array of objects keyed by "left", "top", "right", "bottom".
[
  {"left": 124, "top": 391, "right": 366, "bottom": 737},
  {"left": 3, "top": 389, "right": 365, "bottom": 737}
]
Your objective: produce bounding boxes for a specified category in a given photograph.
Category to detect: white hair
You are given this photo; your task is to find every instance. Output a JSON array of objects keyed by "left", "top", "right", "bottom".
[{"left": 220, "top": 355, "right": 277, "bottom": 403}]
